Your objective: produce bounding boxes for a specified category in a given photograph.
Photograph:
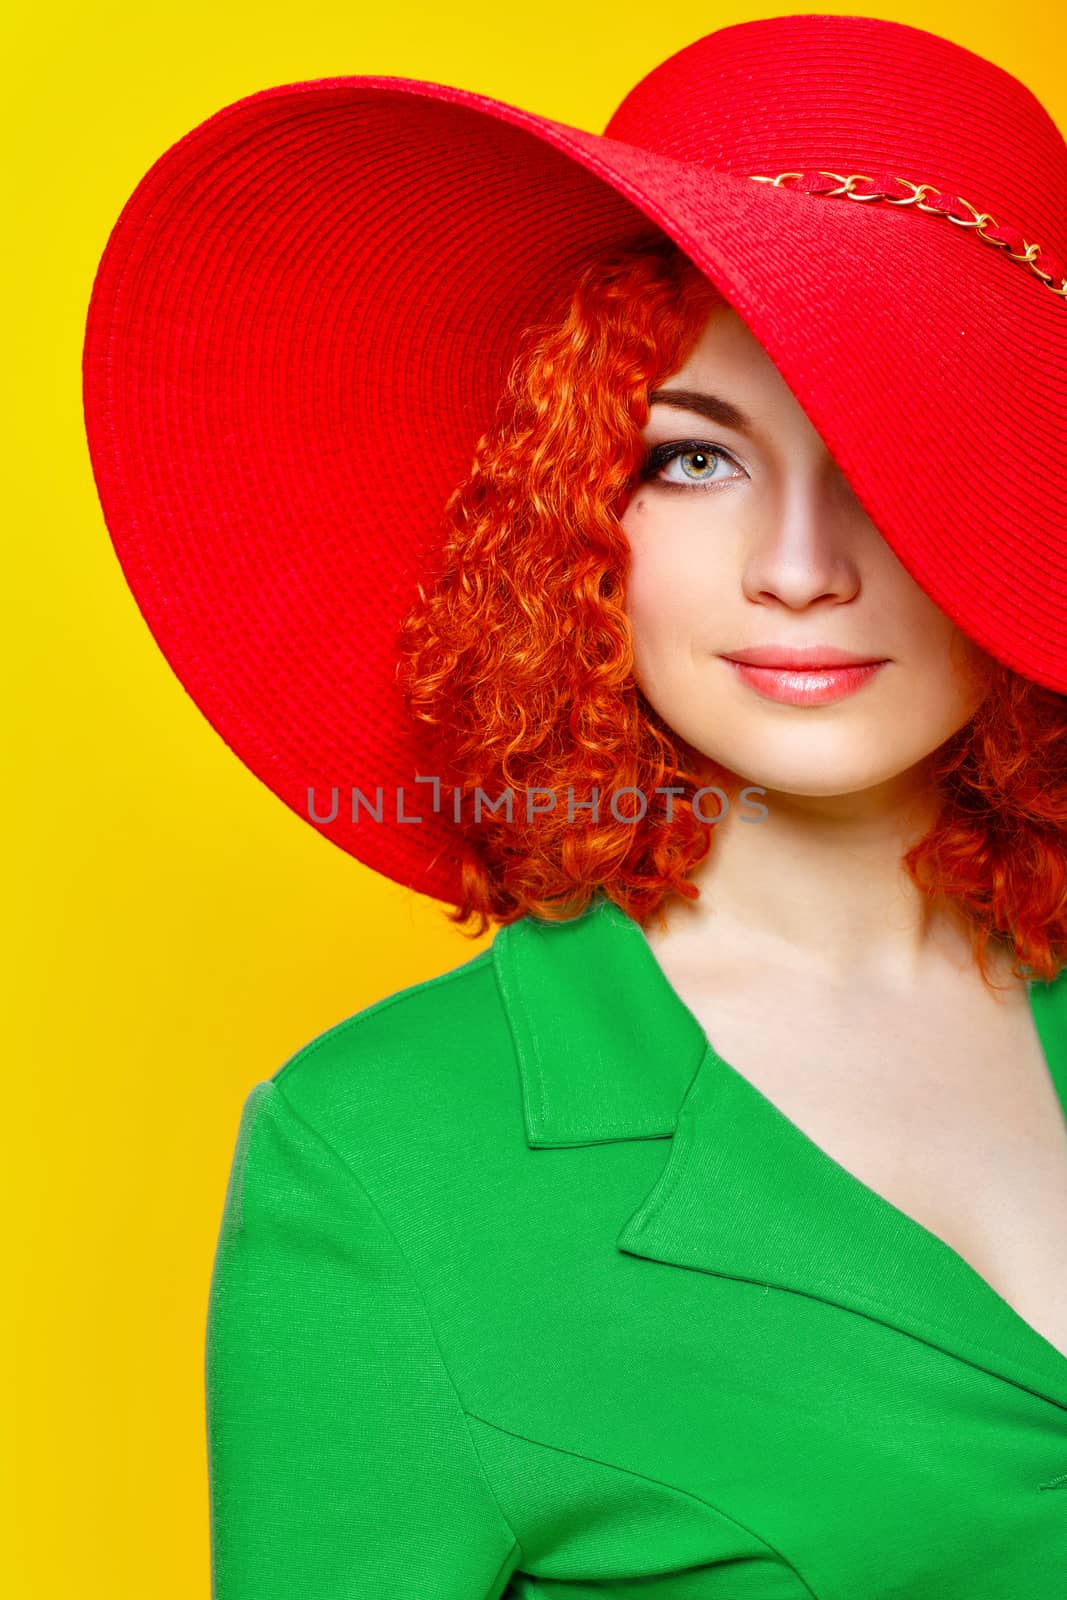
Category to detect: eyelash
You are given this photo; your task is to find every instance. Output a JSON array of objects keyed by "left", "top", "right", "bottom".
[{"left": 640, "top": 440, "right": 745, "bottom": 492}]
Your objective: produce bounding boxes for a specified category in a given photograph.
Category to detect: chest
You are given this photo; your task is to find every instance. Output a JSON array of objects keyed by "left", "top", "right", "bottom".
[{"left": 655, "top": 958, "right": 1067, "bottom": 1361}]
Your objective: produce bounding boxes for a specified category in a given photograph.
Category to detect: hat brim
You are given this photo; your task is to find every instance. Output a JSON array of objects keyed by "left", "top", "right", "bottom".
[{"left": 82, "top": 75, "right": 1067, "bottom": 902}]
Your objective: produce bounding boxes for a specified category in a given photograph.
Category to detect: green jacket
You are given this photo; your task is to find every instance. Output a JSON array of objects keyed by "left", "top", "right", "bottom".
[{"left": 206, "top": 892, "right": 1067, "bottom": 1598}]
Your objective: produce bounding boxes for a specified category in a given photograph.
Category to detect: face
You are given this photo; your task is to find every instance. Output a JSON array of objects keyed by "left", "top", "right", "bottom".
[{"left": 619, "top": 303, "right": 989, "bottom": 809}]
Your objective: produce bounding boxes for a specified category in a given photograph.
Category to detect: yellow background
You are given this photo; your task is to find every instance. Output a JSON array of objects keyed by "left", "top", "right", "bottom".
[{"left": 7, "top": 1, "right": 1064, "bottom": 1592}]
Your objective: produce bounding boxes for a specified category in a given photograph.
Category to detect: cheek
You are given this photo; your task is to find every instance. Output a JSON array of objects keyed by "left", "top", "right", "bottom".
[
  {"left": 625, "top": 554, "right": 692, "bottom": 655},
  {"left": 906, "top": 602, "right": 992, "bottom": 717},
  {"left": 622, "top": 505, "right": 708, "bottom": 634},
  {"left": 624, "top": 546, "right": 666, "bottom": 619},
  {"left": 624, "top": 555, "right": 717, "bottom": 705},
  {"left": 946, "top": 624, "right": 994, "bottom": 707}
]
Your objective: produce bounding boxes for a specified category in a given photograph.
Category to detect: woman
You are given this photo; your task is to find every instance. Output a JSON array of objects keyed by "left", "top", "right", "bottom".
[{"left": 81, "top": 12, "right": 1067, "bottom": 1598}]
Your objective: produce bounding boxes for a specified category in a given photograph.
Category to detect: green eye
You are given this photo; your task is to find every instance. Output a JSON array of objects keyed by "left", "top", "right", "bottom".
[
  {"left": 641, "top": 441, "right": 743, "bottom": 490},
  {"left": 676, "top": 450, "right": 718, "bottom": 479}
]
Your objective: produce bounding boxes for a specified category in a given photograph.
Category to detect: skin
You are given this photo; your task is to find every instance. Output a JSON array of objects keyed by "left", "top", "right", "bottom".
[
  {"left": 618, "top": 300, "right": 999, "bottom": 992},
  {"left": 615, "top": 302, "right": 1067, "bottom": 1356}
]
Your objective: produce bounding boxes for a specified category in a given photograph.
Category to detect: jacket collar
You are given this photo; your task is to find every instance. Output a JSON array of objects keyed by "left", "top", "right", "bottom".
[
  {"left": 491, "top": 891, "right": 1067, "bottom": 1413},
  {"left": 492, "top": 891, "right": 706, "bottom": 1146}
]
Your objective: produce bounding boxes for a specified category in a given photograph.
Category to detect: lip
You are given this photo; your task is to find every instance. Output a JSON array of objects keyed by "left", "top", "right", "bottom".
[
  {"left": 721, "top": 644, "right": 887, "bottom": 668},
  {"left": 723, "top": 657, "right": 887, "bottom": 706}
]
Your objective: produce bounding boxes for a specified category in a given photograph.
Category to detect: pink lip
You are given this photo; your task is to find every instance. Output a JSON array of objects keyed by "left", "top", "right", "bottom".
[
  {"left": 724, "top": 658, "right": 887, "bottom": 706},
  {"left": 721, "top": 644, "right": 886, "bottom": 668}
]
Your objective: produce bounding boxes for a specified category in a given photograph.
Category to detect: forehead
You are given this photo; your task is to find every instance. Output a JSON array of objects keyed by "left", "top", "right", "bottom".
[
  {"left": 673, "top": 304, "right": 790, "bottom": 391},
  {"left": 653, "top": 304, "right": 826, "bottom": 446}
]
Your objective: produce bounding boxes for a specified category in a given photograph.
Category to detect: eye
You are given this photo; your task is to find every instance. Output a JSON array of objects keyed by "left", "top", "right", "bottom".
[{"left": 640, "top": 440, "right": 746, "bottom": 491}]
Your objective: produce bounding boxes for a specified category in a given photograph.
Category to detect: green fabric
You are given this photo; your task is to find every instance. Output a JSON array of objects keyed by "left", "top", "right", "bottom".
[{"left": 206, "top": 892, "right": 1067, "bottom": 1597}]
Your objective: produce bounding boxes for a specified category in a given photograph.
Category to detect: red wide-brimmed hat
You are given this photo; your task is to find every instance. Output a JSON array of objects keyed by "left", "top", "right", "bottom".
[{"left": 82, "top": 12, "right": 1067, "bottom": 904}]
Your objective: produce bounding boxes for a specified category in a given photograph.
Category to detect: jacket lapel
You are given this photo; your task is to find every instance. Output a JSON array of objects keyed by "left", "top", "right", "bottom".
[{"left": 492, "top": 892, "right": 1067, "bottom": 1413}]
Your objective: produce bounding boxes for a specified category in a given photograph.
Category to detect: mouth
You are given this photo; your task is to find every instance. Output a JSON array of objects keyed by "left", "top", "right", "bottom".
[
  {"left": 721, "top": 655, "right": 888, "bottom": 707},
  {"left": 720, "top": 645, "right": 888, "bottom": 669}
]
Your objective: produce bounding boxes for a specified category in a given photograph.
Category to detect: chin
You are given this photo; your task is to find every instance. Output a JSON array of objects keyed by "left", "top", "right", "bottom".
[{"left": 684, "top": 730, "right": 928, "bottom": 799}]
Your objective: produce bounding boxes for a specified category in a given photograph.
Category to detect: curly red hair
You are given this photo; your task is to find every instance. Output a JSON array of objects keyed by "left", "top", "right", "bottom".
[{"left": 396, "top": 228, "right": 1067, "bottom": 988}]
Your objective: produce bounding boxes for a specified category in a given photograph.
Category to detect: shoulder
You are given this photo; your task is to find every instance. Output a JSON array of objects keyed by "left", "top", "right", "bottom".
[
  {"left": 262, "top": 939, "right": 527, "bottom": 1190},
  {"left": 274, "top": 944, "right": 502, "bottom": 1088}
]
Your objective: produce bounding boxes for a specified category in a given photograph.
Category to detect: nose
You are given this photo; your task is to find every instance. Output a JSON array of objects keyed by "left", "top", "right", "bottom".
[{"left": 740, "top": 463, "right": 867, "bottom": 610}]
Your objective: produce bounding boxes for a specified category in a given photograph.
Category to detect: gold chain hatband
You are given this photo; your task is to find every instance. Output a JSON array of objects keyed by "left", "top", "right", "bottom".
[{"left": 747, "top": 169, "right": 1067, "bottom": 301}]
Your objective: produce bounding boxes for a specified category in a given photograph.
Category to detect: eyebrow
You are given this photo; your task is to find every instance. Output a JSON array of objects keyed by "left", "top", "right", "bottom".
[{"left": 647, "top": 388, "right": 756, "bottom": 435}]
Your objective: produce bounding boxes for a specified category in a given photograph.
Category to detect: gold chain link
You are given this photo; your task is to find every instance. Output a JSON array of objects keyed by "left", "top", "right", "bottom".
[{"left": 747, "top": 169, "right": 1067, "bottom": 301}]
